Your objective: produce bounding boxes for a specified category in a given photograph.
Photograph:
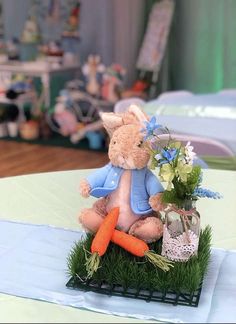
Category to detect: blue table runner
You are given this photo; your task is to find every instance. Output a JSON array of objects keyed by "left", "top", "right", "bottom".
[{"left": 0, "top": 219, "right": 234, "bottom": 323}]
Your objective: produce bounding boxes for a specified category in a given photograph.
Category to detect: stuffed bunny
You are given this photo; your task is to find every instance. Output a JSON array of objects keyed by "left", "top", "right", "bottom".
[
  {"left": 82, "top": 55, "right": 105, "bottom": 96},
  {"left": 79, "top": 105, "right": 164, "bottom": 243}
]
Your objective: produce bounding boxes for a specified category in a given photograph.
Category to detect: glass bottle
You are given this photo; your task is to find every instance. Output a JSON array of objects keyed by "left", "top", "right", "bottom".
[{"left": 161, "top": 199, "right": 200, "bottom": 262}]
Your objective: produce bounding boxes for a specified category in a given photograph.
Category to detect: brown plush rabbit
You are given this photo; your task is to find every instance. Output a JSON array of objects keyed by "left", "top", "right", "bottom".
[{"left": 79, "top": 105, "right": 165, "bottom": 243}]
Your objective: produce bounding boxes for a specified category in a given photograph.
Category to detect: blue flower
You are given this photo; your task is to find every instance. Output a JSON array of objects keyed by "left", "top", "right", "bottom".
[
  {"left": 141, "top": 116, "right": 162, "bottom": 140},
  {"left": 193, "top": 187, "right": 222, "bottom": 199},
  {"left": 157, "top": 148, "right": 178, "bottom": 165}
]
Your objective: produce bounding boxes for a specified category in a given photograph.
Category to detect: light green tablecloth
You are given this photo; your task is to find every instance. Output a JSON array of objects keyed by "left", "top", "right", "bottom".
[
  {"left": 201, "top": 156, "right": 236, "bottom": 171},
  {"left": 0, "top": 169, "right": 235, "bottom": 323}
]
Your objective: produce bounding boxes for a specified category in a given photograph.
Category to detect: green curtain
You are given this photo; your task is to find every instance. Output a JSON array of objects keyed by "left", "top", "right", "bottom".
[{"left": 169, "top": 0, "right": 236, "bottom": 93}]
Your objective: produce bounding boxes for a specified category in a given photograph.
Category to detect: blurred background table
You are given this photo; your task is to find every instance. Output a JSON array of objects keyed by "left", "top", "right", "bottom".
[
  {"left": 0, "top": 61, "right": 80, "bottom": 108},
  {"left": 144, "top": 91, "right": 236, "bottom": 156},
  {"left": 0, "top": 168, "right": 235, "bottom": 323}
]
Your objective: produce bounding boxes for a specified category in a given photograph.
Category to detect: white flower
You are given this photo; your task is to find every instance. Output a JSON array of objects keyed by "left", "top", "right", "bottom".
[
  {"left": 154, "top": 153, "right": 162, "bottom": 161},
  {"left": 185, "top": 141, "right": 196, "bottom": 164}
]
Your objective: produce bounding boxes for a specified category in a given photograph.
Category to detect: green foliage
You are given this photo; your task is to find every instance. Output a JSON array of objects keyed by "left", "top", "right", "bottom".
[
  {"left": 187, "top": 165, "right": 202, "bottom": 189},
  {"left": 161, "top": 189, "right": 183, "bottom": 206},
  {"left": 161, "top": 165, "right": 202, "bottom": 206},
  {"left": 149, "top": 154, "right": 158, "bottom": 170},
  {"left": 67, "top": 227, "right": 212, "bottom": 294}
]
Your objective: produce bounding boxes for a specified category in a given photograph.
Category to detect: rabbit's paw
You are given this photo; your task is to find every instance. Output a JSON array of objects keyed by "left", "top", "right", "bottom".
[
  {"left": 78, "top": 208, "right": 104, "bottom": 233},
  {"left": 149, "top": 193, "right": 166, "bottom": 212},
  {"left": 79, "top": 179, "right": 91, "bottom": 198},
  {"left": 129, "top": 217, "right": 163, "bottom": 243}
]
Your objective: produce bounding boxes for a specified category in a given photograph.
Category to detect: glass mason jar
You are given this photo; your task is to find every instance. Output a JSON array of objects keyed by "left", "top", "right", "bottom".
[{"left": 161, "top": 199, "right": 200, "bottom": 262}]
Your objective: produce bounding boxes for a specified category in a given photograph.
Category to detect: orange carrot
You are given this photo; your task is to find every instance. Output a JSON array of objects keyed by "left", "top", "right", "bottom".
[
  {"left": 85, "top": 207, "right": 119, "bottom": 277},
  {"left": 112, "top": 230, "right": 149, "bottom": 257},
  {"left": 111, "top": 230, "right": 173, "bottom": 272},
  {"left": 91, "top": 207, "right": 119, "bottom": 256}
]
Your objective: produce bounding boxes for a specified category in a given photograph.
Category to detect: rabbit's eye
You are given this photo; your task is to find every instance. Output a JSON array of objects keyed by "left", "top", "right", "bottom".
[{"left": 137, "top": 140, "right": 143, "bottom": 148}]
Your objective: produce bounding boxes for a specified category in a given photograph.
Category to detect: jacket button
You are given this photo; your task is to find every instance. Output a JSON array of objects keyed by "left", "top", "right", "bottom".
[{"left": 111, "top": 180, "right": 115, "bottom": 185}]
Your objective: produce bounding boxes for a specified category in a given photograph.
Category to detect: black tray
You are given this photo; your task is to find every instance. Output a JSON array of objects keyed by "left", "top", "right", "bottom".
[{"left": 66, "top": 276, "right": 203, "bottom": 307}]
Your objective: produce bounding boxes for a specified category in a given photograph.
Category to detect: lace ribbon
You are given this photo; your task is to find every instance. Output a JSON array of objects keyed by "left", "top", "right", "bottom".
[{"left": 165, "top": 206, "right": 198, "bottom": 243}]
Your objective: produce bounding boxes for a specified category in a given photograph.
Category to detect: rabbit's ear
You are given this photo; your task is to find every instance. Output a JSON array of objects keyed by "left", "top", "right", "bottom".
[
  {"left": 128, "top": 104, "right": 150, "bottom": 123},
  {"left": 100, "top": 112, "right": 123, "bottom": 137}
]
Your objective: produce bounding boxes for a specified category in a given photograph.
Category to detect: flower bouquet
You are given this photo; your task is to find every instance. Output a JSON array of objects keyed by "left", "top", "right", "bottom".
[{"left": 142, "top": 116, "right": 221, "bottom": 262}]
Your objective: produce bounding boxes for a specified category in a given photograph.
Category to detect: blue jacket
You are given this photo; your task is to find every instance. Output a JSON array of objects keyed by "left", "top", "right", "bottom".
[{"left": 86, "top": 163, "right": 164, "bottom": 215}]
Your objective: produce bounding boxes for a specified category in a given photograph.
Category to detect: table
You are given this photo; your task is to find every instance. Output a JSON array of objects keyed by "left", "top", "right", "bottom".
[
  {"left": 0, "top": 168, "right": 235, "bottom": 323},
  {"left": 0, "top": 61, "right": 80, "bottom": 108},
  {"left": 144, "top": 93, "right": 236, "bottom": 154}
]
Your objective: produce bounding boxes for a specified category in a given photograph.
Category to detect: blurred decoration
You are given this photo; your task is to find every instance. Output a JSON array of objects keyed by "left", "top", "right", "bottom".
[
  {"left": 38, "top": 40, "right": 64, "bottom": 66},
  {"left": 62, "top": 1, "right": 80, "bottom": 38},
  {"left": 101, "top": 64, "right": 126, "bottom": 103},
  {"left": 6, "top": 38, "right": 20, "bottom": 61},
  {"left": 5, "top": 74, "right": 33, "bottom": 99},
  {"left": 20, "top": 0, "right": 41, "bottom": 61},
  {"left": 46, "top": 0, "right": 61, "bottom": 24},
  {"left": 19, "top": 119, "right": 40, "bottom": 140},
  {"left": 121, "top": 78, "right": 150, "bottom": 100},
  {"left": 48, "top": 73, "right": 112, "bottom": 148},
  {"left": 86, "top": 130, "right": 104, "bottom": 150},
  {"left": 82, "top": 55, "right": 105, "bottom": 97},
  {"left": 53, "top": 91, "right": 78, "bottom": 137},
  {"left": 61, "top": 36, "right": 80, "bottom": 59},
  {"left": 32, "top": 0, "right": 78, "bottom": 42},
  {"left": 61, "top": 1, "right": 81, "bottom": 60},
  {"left": 5, "top": 104, "right": 19, "bottom": 137},
  {"left": 21, "top": 16, "right": 41, "bottom": 44},
  {"left": 134, "top": 0, "right": 175, "bottom": 99},
  {"left": 46, "top": 55, "right": 127, "bottom": 148},
  {"left": 76, "top": 54, "right": 126, "bottom": 103},
  {"left": 0, "top": 71, "right": 11, "bottom": 93},
  {"left": 39, "top": 40, "right": 63, "bottom": 57},
  {"left": 136, "top": 0, "right": 174, "bottom": 73}
]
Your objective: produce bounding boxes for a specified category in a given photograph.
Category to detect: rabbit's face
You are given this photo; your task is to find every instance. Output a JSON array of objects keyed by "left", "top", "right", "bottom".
[{"left": 108, "top": 124, "right": 150, "bottom": 169}]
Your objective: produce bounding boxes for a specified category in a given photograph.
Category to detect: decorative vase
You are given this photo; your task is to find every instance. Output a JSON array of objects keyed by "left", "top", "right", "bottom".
[
  {"left": 20, "top": 42, "right": 38, "bottom": 61},
  {"left": 161, "top": 199, "right": 200, "bottom": 262},
  {"left": 19, "top": 120, "right": 40, "bottom": 140},
  {"left": 86, "top": 131, "right": 104, "bottom": 150}
]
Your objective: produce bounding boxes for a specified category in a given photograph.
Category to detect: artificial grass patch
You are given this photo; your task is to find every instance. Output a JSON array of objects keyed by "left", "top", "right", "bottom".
[{"left": 67, "top": 226, "right": 211, "bottom": 296}]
